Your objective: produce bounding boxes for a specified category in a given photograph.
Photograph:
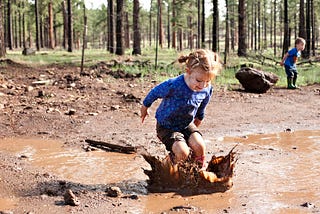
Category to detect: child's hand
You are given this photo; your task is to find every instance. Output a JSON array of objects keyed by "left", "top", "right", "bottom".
[
  {"left": 279, "top": 62, "right": 284, "bottom": 66},
  {"left": 140, "top": 105, "right": 149, "bottom": 123}
]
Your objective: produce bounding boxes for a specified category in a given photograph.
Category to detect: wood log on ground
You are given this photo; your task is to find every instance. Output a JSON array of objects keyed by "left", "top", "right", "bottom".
[{"left": 85, "top": 139, "right": 137, "bottom": 154}]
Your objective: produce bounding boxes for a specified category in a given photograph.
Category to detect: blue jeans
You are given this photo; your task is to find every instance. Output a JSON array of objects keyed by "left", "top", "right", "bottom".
[{"left": 285, "top": 65, "right": 298, "bottom": 78}]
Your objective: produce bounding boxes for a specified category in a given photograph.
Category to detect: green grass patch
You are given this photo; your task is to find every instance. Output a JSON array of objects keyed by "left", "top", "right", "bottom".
[{"left": 6, "top": 48, "right": 320, "bottom": 88}]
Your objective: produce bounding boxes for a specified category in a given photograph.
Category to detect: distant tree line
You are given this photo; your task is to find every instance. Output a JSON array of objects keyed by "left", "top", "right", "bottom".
[{"left": 0, "top": 0, "right": 319, "bottom": 60}]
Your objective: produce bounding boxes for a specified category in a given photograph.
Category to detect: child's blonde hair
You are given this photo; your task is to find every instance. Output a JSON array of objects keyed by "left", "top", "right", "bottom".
[
  {"left": 178, "top": 49, "right": 221, "bottom": 78},
  {"left": 295, "top": 37, "right": 306, "bottom": 46}
]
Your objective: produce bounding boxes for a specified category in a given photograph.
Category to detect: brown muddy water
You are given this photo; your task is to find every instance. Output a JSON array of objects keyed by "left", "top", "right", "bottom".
[{"left": 0, "top": 130, "right": 320, "bottom": 213}]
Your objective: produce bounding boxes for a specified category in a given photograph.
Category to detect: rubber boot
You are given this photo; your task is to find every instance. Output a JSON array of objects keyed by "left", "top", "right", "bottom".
[
  {"left": 293, "top": 76, "right": 299, "bottom": 89},
  {"left": 287, "top": 77, "right": 296, "bottom": 89}
]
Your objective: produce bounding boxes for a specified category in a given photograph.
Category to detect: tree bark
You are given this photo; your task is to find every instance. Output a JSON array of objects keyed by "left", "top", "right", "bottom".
[
  {"left": 238, "top": 0, "right": 247, "bottom": 56},
  {"left": 224, "top": 0, "right": 229, "bottom": 65},
  {"left": 305, "top": 0, "right": 310, "bottom": 58},
  {"left": 62, "top": 0, "right": 68, "bottom": 49},
  {"left": 107, "top": 0, "right": 114, "bottom": 53},
  {"left": 171, "top": 0, "right": 176, "bottom": 49},
  {"left": 157, "top": 0, "right": 163, "bottom": 48},
  {"left": 115, "top": 0, "right": 124, "bottom": 55},
  {"left": 132, "top": 0, "right": 141, "bottom": 55},
  {"left": 67, "top": 0, "right": 73, "bottom": 52},
  {"left": 0, "top": 0, "right": 6, "bottom": 57},
  {"left": 201, "top": 0, "right": 205, "bottom": 48},
  {"left": 282, "top": 0, "right": 289, "bottom": 58},
  {"left": 7, "top": 0, "right": 12, "bottom": 50},
  {"left": 48, "top": 0, "right": 54, "bottom": 49},
  {"left": 212, "top": 0, "right": 219, "bottom": 52},
  {"left": 34, "top": 0, "right": 40, "bottom": 50}
]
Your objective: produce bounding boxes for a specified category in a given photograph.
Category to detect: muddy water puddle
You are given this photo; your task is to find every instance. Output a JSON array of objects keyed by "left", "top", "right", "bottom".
[{"left": 0, "top": 130, "right": 320, "bottom": 213}]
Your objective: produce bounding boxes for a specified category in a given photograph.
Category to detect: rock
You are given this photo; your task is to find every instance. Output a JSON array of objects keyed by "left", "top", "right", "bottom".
[
  {"left": 235, "top": 67, "right": 279, "bottom": 93},
  {"left": 65, "top": 109, "right": 76, "bottom": 115},
  {"left": 64, "top": 189, "right": 80, "bottom": 206},
  {"left": 106, "top": 186, "right": 122, "bottom": 197},
  {"left": 22, "top": 48, "right": 36, "bottom": 55}
]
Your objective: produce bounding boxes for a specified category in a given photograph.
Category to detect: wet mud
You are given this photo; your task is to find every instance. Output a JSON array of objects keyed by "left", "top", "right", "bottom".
[{"left": 1, "top": 130, "right": 319, "bottom": 213}]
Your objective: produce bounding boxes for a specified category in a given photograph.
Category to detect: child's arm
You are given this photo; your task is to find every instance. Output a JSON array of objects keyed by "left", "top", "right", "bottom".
[
  {"left": 280, "top": 52, "right": 288, "bottom": 66},
  {"left": 194, "top": 118, "right": 202, "bottom": 127},
  {"left": 141, "top": 79, "right": 171, "bottom": 123}
]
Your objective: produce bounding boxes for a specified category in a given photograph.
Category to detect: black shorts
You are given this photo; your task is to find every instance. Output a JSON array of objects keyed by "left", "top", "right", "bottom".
[{"left": 156, "top": 123, "right": 202, "bottom": 152}]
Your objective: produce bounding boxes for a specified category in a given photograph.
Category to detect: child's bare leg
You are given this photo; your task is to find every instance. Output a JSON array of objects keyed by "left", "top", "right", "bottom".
[
  {"left": 172, "top": 140, "right": 190, "bottom": 163},
  {"left": 188, "top": 132, "right": 206, "bottom": 165}
]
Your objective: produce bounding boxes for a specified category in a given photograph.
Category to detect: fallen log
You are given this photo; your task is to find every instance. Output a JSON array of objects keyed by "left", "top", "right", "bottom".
[{"left": 85, "top": 139, "right": 137, "bottom": 154}]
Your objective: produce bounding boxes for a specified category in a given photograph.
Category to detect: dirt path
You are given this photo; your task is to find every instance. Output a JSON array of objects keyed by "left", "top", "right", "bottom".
[{"left": 0, "top": 62, "right": 319, "bottom": 213}]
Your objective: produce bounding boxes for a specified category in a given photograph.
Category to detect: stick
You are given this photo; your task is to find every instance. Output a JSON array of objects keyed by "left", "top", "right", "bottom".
[{"left": 85, "top": 139, "right": 137, "bottom": 154}]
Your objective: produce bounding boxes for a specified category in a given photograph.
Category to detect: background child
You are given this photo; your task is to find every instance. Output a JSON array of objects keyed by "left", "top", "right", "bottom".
[
  {"left": 140, "top": 49, "right": 221, "bottom": 168},
  {"left": 280, "top": 37, "right": 306, "bottom": 89}
]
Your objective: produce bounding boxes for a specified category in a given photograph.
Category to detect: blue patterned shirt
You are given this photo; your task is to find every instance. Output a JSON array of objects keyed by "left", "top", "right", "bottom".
[
  {"left": 143, "top": 74, "right": 213, "bottom": 131},
  {"left": 284, "top": 47, "right": 301, "bottom": 69}
]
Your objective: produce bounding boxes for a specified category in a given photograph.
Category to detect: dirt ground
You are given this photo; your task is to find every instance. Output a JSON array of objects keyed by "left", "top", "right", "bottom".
[{"left": 0, "top": 60, "right": 319, "bottom": 213}]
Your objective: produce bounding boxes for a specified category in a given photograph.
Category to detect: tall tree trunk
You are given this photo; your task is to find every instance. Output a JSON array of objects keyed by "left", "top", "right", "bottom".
[
  {"left": 13, "top": 0, "right": 17, "bottom": 48},
  {"left": 257, "top": 1, "right": 261, "bottom": 50},
  {"left": 0, "top": 0, "right": 6, "bottom": 57},
  {"left": 115, "top": 0, "right": 124, "bottom": 55},
  {"left": 107, "top": 0, "right": 114, "bottom": 53},
  {"left": 237, "top": 0, "right": 246, "bottom": 56},
  {"left": 197, "top": 0, "right": 200, "bottom": 48},
  {"left": 81, "top": 3, "right": 87, "bottom": 73},
  {"left": 282, "top": 0, "right": 289, "bottom": 58},
  {"left": 254, "top": 2, "right": 257, "bottom": 50},
  {"left": 48, "top": 0, "right": 54, "bottom": 49},
  {"left": 167, "top": 3, "right": 170, "bottom": 48},
  {"left": 299, "top": 0, "right": 307, "bottom": 57},
  {"left": 62, "top": 0, "right": 68, "bottom": 49},
  {"left": 311, "top": 0, "right": 315, "bottom": 56},
  {"left": 124, "top": 12, "right": 129, "bottom": 48},
  {"left": 201, "top": 0, "right": 205, "bottom": 48},
  {"left": 212, "top": 0, "right": 219, "bottom": 51},
  {"left": 7, "top": 0, "right": 12, "bottom": 50},
  {"left": 132, "top": 0, "right": 141, "bottom": 55},
  {"left": 157, "top": 0, "right": 163, "bottom": 48},
  {"left": 224, "top": 0, "right": 229, "bottom": 65},
  {"left": 39, "top": 14, "right": 44, "bottom": 48},
  {"left": 230, "top": 0, "right": 235, "bottom": 51},
  {"left": 35, "top": 0, "right": 40, "bottom": 50},
  {"left": 171, "top": 0, "right": 176, "bottom": 49},
  {"left": 67, "top": 0, "right": 73, "bottom": 52},
  {"left": 273, "top": 0, "right": 276, "bottom": 56},
  {"left": 22, "top": 0, "right": 26, "bottom": 48},
  {"left": 148, "top": 0, "right": 152, "bottom": 47},
  {"left": 305, "top": 0, "right": 310, "bottom": 58}
]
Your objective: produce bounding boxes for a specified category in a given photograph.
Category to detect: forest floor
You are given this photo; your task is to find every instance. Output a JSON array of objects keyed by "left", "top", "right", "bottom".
[{"left": 0, "top": 59, "right": 320, "bottom": 213}]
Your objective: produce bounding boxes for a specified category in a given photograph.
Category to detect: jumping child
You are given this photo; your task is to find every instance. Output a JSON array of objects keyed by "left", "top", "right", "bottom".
[{"left": 140, "top": 49, "right": 221, "bottom": 169}]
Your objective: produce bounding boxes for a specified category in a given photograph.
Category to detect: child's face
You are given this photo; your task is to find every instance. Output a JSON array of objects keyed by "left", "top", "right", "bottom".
[
  {"left": 185, "top": 68, "right": 212, "bottom": 91},
  {"left": 297, "top": 42, "right": 305, "bottom": 51}
]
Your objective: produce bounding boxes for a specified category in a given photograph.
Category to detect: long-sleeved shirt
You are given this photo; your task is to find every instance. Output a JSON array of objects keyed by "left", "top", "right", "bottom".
[{"left": 143, "top": 74, "right": 213, "bottom": 131}]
